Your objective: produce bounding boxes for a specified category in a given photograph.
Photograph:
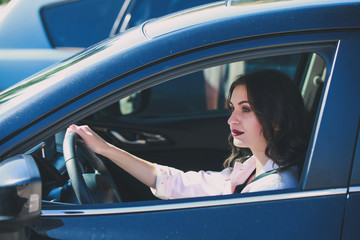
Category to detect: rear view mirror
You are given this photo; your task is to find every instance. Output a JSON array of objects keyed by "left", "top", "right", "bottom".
[
  {"left": 0, "top": 155, "right": 42, "bottom": 240},
  {"left": 120, "top": 92, "right": 143, "bottom": 115},
  {"left": 119, "top": 89, "right": 151, "bottom": 116},
  {"left": 92, "top": 89, "right": 151, "bottom": 119}
]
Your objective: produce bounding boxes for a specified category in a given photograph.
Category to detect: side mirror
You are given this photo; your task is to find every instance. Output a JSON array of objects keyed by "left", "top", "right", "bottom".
[{"left": 0, "top": 155, "right": 42, "bottom": 240}]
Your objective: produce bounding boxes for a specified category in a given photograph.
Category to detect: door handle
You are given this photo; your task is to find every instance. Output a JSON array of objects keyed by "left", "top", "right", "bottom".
[
  {"left": 110, "top": 131, "right": 168, "bottom": 145},
  {"left": 110, "top": 131, "right": 146, "bottom": 145}
]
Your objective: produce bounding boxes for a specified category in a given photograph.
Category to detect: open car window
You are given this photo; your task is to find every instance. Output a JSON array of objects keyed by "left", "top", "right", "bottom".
[
  {"left": 27, "top": 50, "right": 328, "bottom": 206},
  {"left": 116, "top": 53, "right": 320, "bottom": 118}
]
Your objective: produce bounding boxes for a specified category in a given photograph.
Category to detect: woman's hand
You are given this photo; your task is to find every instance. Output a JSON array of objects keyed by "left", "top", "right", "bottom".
[
  {"left": 66, "top": 124, "right": 157, "bottom": 188},
  {"left": 66, "top": 124, "right": 111, "bottom": 156}
]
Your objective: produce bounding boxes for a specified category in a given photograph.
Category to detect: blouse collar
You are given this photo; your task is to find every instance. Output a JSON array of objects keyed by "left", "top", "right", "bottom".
[{"left": 230, "top": 156, "right": 279, "bottom": 188}]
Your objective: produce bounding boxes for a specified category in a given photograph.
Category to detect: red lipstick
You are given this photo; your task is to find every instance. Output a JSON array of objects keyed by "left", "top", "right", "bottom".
[{"left": 231, "top": 129, "right": 244, "bottom": 136}]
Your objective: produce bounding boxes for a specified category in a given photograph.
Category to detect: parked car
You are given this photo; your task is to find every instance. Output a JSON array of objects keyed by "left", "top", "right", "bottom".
[
  {"left": 1, "top": 0, "right": 360, "bottom": 239},
  {"left": 0, "top": 0, "right": 218, "bottom": 91}
]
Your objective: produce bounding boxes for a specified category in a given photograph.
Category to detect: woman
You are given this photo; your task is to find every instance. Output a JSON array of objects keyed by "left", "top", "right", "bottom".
[{"left": 67, "top": 69, "right": 310, "bottom": 199}]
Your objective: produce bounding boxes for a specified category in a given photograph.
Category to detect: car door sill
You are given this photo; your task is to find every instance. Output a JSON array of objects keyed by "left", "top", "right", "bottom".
[{"left": 41, "top": 188, "right": 347, "bottom": 217}]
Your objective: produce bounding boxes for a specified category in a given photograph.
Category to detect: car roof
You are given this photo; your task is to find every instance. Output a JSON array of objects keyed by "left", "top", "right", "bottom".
[
  {"left": 144, "top": 0, "right": 360, "bottom": 39},
  {"left": 0, "top": 0, "right": 359, "bottom": 157}
]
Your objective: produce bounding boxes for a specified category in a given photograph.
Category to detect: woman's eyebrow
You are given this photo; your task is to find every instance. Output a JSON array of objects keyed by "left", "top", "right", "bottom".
[
  {"left": 237, "top": 100, "right": 250, "bottom": 105},
  {"left": 229, "top": 100, "right": 249, "bottom": 106}
]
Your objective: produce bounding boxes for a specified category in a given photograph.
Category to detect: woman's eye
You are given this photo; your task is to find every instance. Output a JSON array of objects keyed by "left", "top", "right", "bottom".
[
  {"left": 242, "top": 106, "right": 251, "bottom": 112},
  {"left": 228, "top": 107, "right": 234, "bottom": 113}
]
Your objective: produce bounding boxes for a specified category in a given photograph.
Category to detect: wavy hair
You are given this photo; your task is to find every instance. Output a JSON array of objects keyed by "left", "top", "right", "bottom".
[{"left": 223, "top": 70, "right": 310, "bottom": 172}]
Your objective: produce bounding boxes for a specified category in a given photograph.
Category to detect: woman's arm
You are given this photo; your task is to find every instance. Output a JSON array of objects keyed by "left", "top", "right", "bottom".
[{"left": 67, "top": 124, "right": 157, "bottom": 189}]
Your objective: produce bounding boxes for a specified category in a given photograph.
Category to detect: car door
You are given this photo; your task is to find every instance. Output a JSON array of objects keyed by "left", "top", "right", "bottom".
[
  {"left": 342, "top": 127, "right": 360, "bottom": 240},
  {"left": 34, "top": 28, "right": 360, "bottom": 240}
]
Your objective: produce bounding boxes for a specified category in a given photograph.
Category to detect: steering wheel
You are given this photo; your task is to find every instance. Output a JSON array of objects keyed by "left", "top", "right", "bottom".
[{"left": 63, "top": 132, "right": 121, "bottom": 204}]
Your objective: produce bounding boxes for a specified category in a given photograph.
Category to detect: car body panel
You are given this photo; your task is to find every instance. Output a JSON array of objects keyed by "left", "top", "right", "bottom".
[
  {"left": 350, "top": 128, "right": 360, "bottom": 186},
  {"left": 39, "top": 191, "right": 346, "bottom": 240},
  {"left": 342, "top": 128, "right": 360, "bottom": 239},
  {"left": 342, "top": 192, "right": 360, "bottom": 240},
  {"left": 145, "top": 0, "right": 360, "bottom": 39}
]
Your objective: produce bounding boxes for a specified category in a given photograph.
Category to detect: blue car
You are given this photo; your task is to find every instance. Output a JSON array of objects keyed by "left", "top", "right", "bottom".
[
  {"left": 0, "top": 0, "right": 360, "bottom": 239},
  {"left": 0, "top": 0, "right": 218, "bottom": 91}
]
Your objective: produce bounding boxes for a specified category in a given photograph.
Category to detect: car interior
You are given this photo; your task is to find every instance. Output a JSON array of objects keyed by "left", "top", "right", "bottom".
[{"left": 27, "top": 51, "right": 327, "bottom": 205}]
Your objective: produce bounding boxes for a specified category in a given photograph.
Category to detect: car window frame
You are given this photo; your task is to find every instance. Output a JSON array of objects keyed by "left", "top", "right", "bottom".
[{"left": 35, "top": 39, "right": 345, "bottom": 212}]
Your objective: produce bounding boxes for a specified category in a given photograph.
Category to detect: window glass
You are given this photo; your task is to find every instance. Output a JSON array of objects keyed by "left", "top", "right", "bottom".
[
  {"left": 41, "top": 0, "right": 124, "bottom": 48},
  {"left": 128, "top": 53, "right": 309, "bottom": 118}
]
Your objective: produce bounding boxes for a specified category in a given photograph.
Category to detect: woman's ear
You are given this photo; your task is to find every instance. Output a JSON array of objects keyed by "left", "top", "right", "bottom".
[{"left": 273, "top": 123, "right": 280, "bottom": 132}]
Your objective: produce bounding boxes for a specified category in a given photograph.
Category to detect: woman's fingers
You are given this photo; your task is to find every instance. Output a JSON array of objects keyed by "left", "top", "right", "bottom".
[{"left": 66, "top": 124, "right": 106, "bottom": 154}]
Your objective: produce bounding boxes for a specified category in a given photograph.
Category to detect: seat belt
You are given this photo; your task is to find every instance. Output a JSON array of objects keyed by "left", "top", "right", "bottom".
[
  {"left": 234, "top": 169, "right": 277, "bottom": 193},
  {"left": 234, "top": 164, "right": 294, "bottom": 193}
]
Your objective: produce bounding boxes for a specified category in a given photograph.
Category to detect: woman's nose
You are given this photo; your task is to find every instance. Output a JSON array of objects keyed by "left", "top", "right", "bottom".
[{"left": 227, "top": 111, "right": 239, "bottom": 125}]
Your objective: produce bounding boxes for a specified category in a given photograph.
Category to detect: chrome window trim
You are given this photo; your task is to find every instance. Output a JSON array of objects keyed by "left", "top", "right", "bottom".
[
  {"left": 349, "top": 186, "right": 360, "bottom": 193},
  {"left": 42, "top": 188, "right": 346, "bottom": 217},
  {"left": 110, "top": 0, "right": 132, "bottom": 37}
]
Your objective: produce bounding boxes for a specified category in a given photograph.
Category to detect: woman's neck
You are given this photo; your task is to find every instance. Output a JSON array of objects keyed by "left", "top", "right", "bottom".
[{"left": 252, "top": 151, "right": 270, "bottom": 176}]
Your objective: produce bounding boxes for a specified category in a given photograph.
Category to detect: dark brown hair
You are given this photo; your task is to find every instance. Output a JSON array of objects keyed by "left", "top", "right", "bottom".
[{"left": 224, "top": 70, "right": 310, "bottom": 171}]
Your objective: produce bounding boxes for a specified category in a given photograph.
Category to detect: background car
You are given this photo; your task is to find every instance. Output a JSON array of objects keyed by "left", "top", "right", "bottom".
[
  {"left": 0, "top": 0, "right": 360, "bottom": 239},
  {"left": 0, "top": 0, "right": 219, "bottom": 91}
]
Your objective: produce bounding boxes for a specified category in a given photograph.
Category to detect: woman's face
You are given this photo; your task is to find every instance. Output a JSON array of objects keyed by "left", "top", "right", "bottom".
[{"left": 227, "top": 85, "right": 267, "bottom": 153}]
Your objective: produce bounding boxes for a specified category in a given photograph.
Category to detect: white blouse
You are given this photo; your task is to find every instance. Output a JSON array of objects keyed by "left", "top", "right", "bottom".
[{"left": 151, "top": 156, "right": 299, "bottom": 200}]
